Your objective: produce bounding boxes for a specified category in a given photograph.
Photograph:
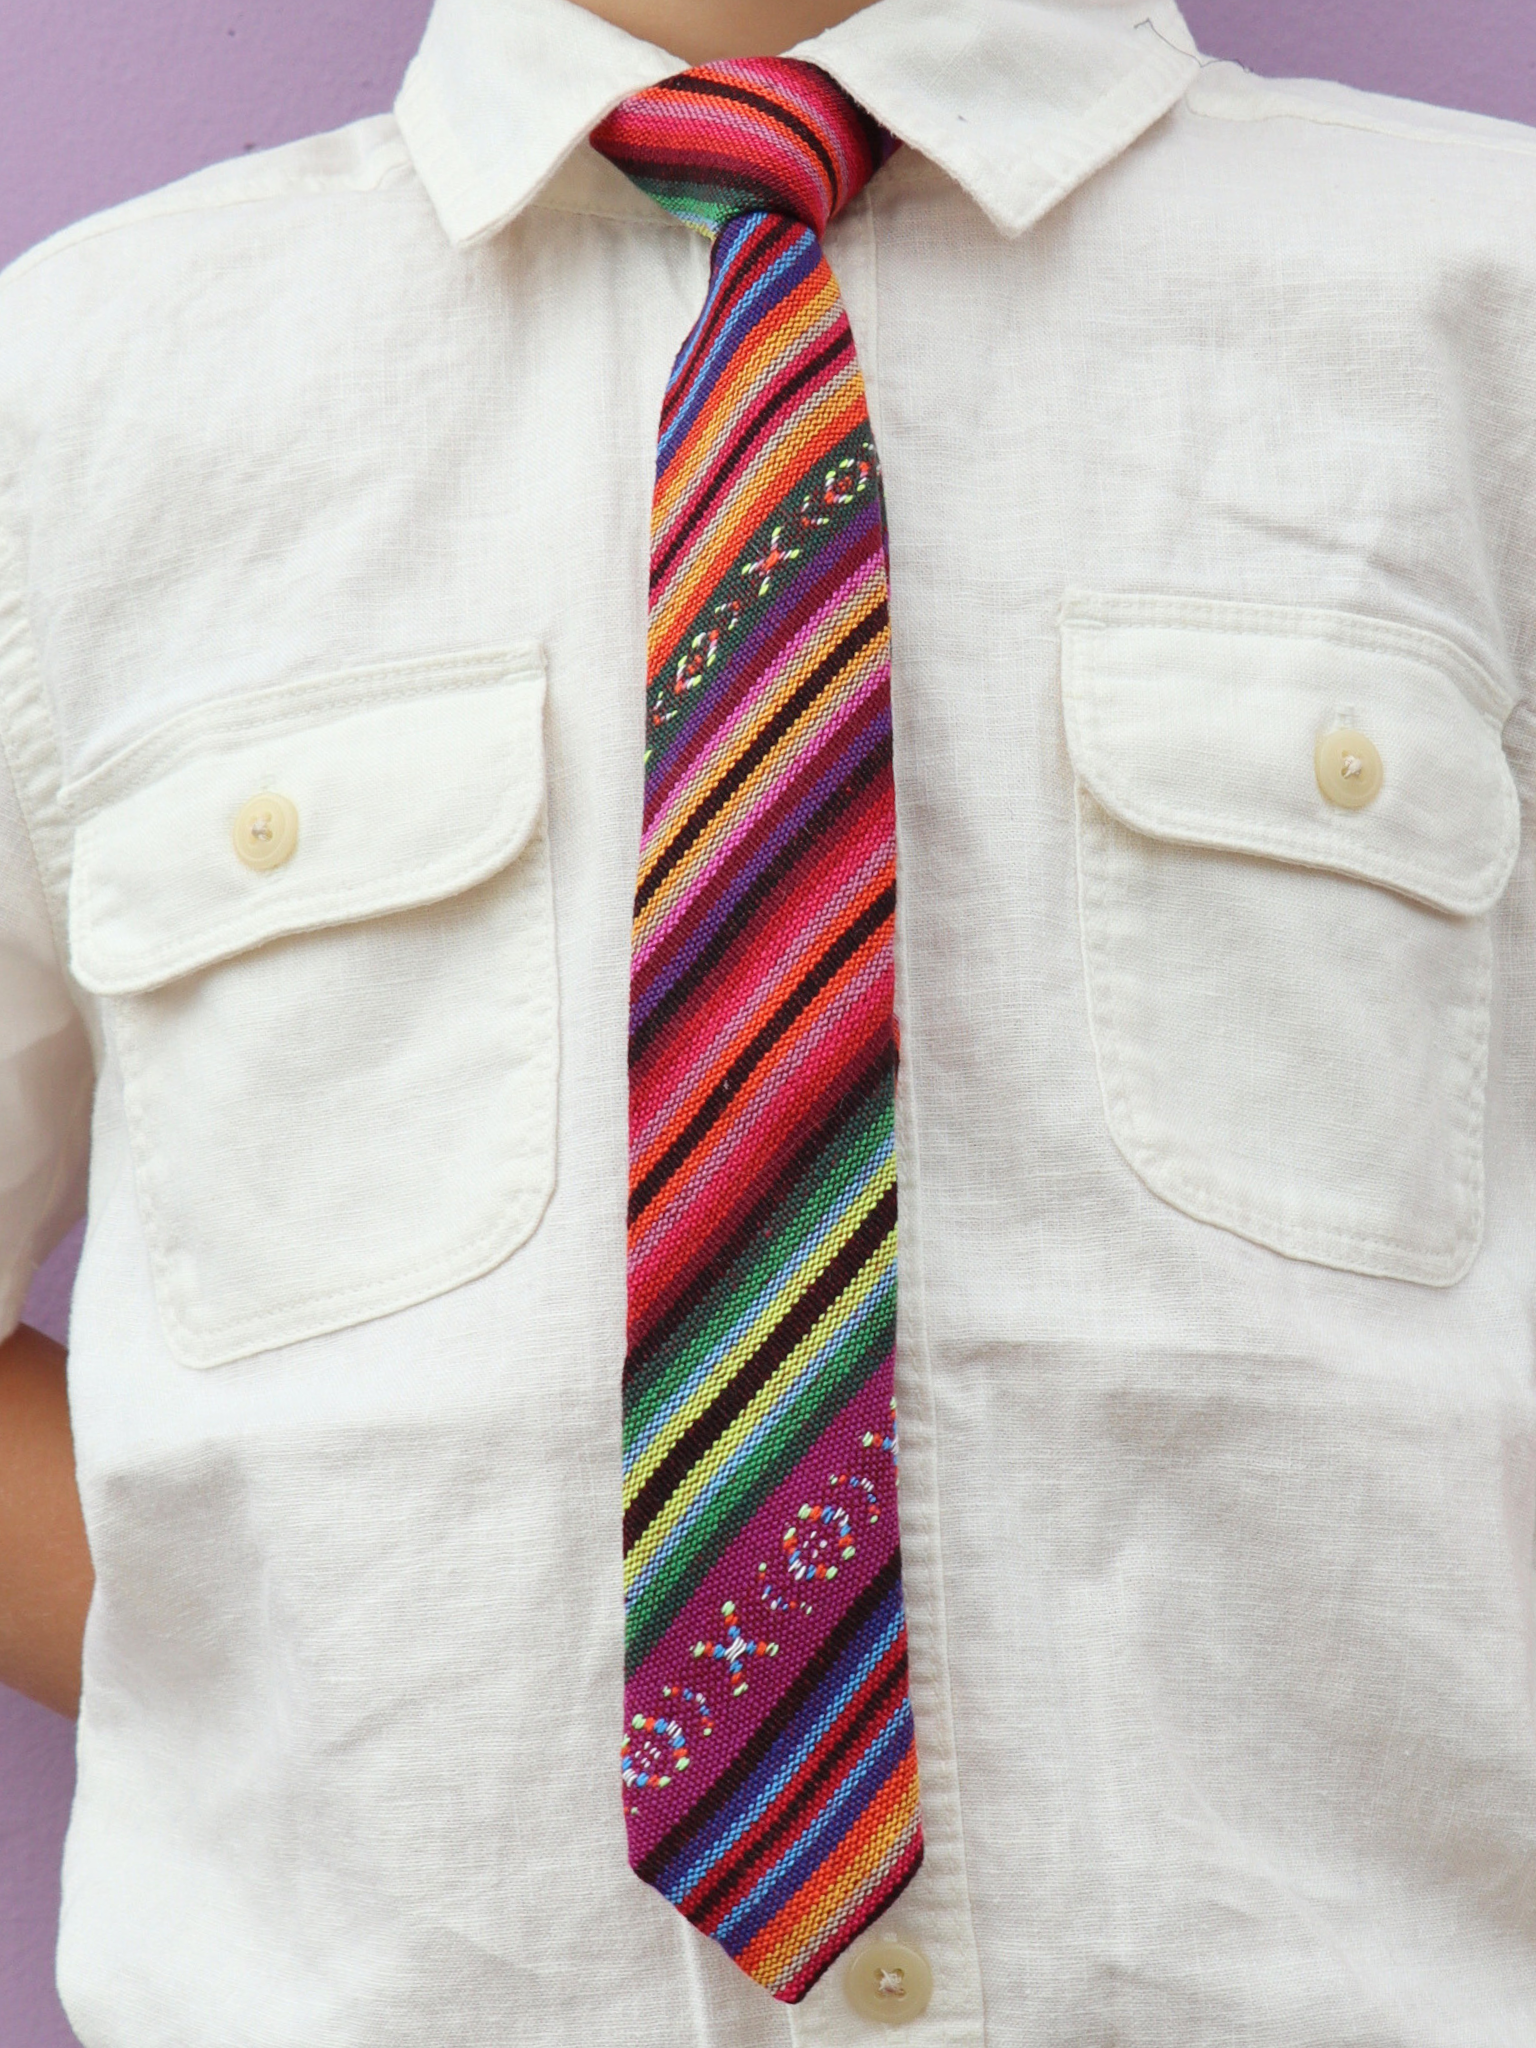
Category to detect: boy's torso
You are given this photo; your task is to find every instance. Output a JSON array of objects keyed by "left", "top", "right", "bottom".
[{"left": 2, "top": 3, "right": 1536, "bottom": 2041}]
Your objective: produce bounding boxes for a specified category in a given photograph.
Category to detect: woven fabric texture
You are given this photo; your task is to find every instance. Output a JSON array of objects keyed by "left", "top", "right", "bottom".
[{"left": 592, "top": 59, "right": 921, "bottom": 2006}]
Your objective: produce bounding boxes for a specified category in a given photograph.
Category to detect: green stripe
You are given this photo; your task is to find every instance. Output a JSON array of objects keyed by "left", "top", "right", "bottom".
[
  {"left": 630, "top": 176, "right": 766, "bottom": 235},
  {"left": 624, "top": 1087, "right": 893, "bottom": 1452},
  {"left": 624, "top": 1250, "right": 895, "bottom": 1673}
]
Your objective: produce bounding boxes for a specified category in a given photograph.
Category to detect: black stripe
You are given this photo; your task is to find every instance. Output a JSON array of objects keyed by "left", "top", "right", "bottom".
[
  {"left": 628, "top": 879, "right": 894, "bottom": 1229},
  {"left": 623, "top": 1180, "right": 895, "bottom": 1553},
  {"left": 662, "top": 72, "right": 842, "bottom": 199},
  {"left": 635, "top": 598, "right": 887, "bottom": 917},
  {"left": 634, "top": 1549, "right": 904, "bottom": 1884},
  {"left": 651, "top": 324, "right": 853, "bottom": 594},
  {"left": 625, "top": 1041, "right": 894, "bottom": 1386},
  {"left": 688, "top": 1634, "right": 911, "bottom": 1924},
  {"left": 661, "top": 216, "right": 798, "bottom": 434},
  {"left": 629, "top": 737, "right": 889, "bottom": 1069}
]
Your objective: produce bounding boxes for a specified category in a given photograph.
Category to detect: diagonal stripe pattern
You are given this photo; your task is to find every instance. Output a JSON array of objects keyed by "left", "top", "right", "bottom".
[{"left": 592, "top": 60, "right": 921, "bottom": 2005}]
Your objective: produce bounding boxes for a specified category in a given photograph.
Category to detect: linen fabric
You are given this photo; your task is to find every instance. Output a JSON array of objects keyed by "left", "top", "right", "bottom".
[
  {"left": 0, "top": 1, "right": 1535, "bottom": 2044},
  {"left": 593, "top": 62, "right": 920, "bottom": 2001}
]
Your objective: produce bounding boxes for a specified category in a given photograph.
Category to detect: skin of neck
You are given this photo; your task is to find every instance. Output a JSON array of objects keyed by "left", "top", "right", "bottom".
[{"left": 571, "top": 0, "right": 876, "bottom": 62}]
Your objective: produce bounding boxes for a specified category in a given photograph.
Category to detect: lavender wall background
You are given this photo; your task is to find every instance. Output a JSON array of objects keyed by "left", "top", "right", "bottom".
[{"left": 0, "top": 3, "right": 1532, "bottom": 2042}]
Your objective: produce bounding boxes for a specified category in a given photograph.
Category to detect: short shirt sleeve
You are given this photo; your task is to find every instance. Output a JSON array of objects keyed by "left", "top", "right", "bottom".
[{"left": 0, "top": 734, "right": 91, "bottom": 1339}]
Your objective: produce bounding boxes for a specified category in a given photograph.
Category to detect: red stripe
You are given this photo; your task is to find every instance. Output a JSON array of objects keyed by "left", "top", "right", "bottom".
[
  {"left": 627, "top": 938, "right": 893, "bottom": 1327},
  {"left": 631, "top": 776, "right": 893, "bottom": 1151},
  {"left": 684, "top": 1630, "right": 913, "bottom": 1928}
]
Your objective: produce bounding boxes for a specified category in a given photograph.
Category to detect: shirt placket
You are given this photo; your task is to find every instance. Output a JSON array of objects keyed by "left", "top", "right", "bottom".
[{"left": 788, "top": 192, "right": 984, "bottom": 2048}]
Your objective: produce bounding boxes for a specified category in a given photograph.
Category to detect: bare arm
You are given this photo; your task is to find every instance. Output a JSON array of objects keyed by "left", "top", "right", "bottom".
[{"left": 0, "top": 1323, "right": 91, "bottom": 1717}]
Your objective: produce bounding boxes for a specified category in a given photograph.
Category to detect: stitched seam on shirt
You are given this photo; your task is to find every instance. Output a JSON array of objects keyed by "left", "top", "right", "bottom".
[
  {"left": 1075, "top": 794, "right": 1485, "bottom": 1277},
  {"left": 1073, "top": 770, "right": 1490, "bottom": 1269},
  {"left": 74, "top": 801, "right": 540, "bottom": 991},
  {"left": 856, "top": 188, "right": 882, "bottom": 453},
  {"left": 889, "top": 8, "right": 1195, "bottom": 241},
  {"left": 1116, "top": 936, "right": 1490, "bottom": 1274},
  {"left": 1059, "top": 594, "right": 1523, "bottom": 912},
  {"left": 1072, "top": 785, "right": 1486, "bottom": 1282},
  {"left": 110, "top": 827, "right": 560, "bottom": 1363},
  {"left": 392, "top": 62, "right": 485, "bottom": 231},
  {"left": 1060, "top": 590, "right": 1517, "bottom": 715},
  {"left": 69, "top": 656, "right": 547, "bottom": 988},
  {"left": 1067, "top": 637, "right": 1520, "bottom": 916},
  {"left": 1185, "top": 75, "right": 1536, "bottom": 161},
  {"left": 0, "top": 141, "right": 417, "bottom": 291},
  {"left": 887, "top": 798, "right": 990, "bottom": 2042},
  {"left": 0, "top": 448, "right": 98, "bottom": 1304},
  {"left": 60, "top": 647, "right": 543, "bottom": 810},
  {"left": 531, "top": 189, "right": 694, "bottom": 229},
  {"left": 869, "top": 172, "right": 988, "bottom": 2037},
  {"left": 0, "top": 442, "right": 86, "bottom": 988}
]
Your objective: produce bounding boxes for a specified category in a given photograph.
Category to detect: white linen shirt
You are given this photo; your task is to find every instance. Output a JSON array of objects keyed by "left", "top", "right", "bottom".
[{"left": 2, "top": 1, "right": 1536, "bottom": 2041}]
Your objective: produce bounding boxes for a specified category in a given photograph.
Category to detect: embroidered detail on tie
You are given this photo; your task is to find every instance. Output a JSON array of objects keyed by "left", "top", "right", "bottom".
[{"left": 592, "top": 60, "right": 922, "bottom": 2006}]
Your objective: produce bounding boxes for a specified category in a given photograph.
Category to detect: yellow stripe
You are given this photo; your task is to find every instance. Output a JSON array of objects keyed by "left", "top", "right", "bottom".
[
  {"left": 638, "top": 561, "right": 885, "bottom": 903},
  {"left": 652, "top": 275, "right": 843, "bottom": 536},
  {"left": 622, "top": 1149, "right": 896, "bottom": 1510},
  {"left": 634, "top": 621, "right": 888, "bottom": 959},
  {"left": 622, "top": 1228, "right": 896, "bottom": 1593}
]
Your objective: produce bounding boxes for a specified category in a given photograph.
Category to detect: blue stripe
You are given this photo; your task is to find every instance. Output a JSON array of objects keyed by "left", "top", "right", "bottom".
[
  {"left": 658, "top": 217, "right": 821, "bottom": 466},
  {"left": 655, "top": 1575, "right": 905, "bottom": 1900},
  {"left": 714, "top": 1699, "right": 914, "bottom": 1952},
  {"left": 623, "top": 1260, "right": 896, "bottom": 1620}
]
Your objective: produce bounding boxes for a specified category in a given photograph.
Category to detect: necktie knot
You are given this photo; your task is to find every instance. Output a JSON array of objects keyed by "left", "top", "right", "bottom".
[{"left": 591, "top": 57, "right": 896, "bottom": 239}]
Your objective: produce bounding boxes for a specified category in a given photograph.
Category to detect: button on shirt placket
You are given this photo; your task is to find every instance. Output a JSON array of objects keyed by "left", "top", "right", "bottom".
[{"left": 781, "top": 182, "right": 981, "bottom": 2048}]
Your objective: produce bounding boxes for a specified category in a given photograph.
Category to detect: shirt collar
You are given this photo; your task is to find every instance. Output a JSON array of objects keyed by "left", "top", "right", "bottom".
[{"left": 395, "top": 0, "right": 1201, "bottom": 248}]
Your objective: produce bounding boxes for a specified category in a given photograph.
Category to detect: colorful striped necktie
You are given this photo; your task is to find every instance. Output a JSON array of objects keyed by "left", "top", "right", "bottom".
[{"left": 591, "top": 60, "right": 921, "bottom": 2006}]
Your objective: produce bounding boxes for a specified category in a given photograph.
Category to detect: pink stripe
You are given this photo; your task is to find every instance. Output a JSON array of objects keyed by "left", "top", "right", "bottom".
[
  {"left": 631, "top": 798, "right": 893, "bottom": 1166},
  {"left": 633, "top": 641, "right": 888, "bottom": 985},
  {"left": 623, "top": 1366, "right": 900, "bottom": 1864},
  {"left": 649, "top": 350, "right": 866, "bottom": 637},
  {"left": 636, "top": 560, "right": 887, "bottom": 927},
  {"left": 628, "top": 942, "right": 892, "bottom": 1312}
]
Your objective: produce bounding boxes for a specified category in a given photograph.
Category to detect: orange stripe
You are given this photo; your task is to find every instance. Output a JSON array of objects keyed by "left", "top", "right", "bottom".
[
  {"left": 736, "top": 1747, "right": 921, "bottom": 1990},
  {"left": 648, "top": 373, "right": 868, "bottom": 684},
  {"left": 630, "top": 860, "right": 893, "bottom": 1183},
  {"left": 654, "top": 267, "right": 842, "bottom": 537},
  {"left": 635, "top": 566, "right": 884, "bottom": 901}
]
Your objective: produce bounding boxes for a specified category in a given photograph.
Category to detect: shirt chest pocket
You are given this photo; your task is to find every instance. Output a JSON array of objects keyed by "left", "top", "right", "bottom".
[
  {"left": 65, "top": 648, "right": 558, "bottom": 1368},
  {"left": 1060, "top": 593, "right": 1522, "bottom": 1287}
]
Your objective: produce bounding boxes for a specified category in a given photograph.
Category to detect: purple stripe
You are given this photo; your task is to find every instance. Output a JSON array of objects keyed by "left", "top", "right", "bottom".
[
  {"left": 632, "top": 645, "right": 889, "bottom": 987},
  {"left": 643, "top": 495, "right": 884, "bottom": 828},
  {"left": 631, "top": 687, "right": 892, "bottom": 1035},
  {"left": 660, "top": 218, "right": 823, "bottom": 464},
  {"left": 623, "top": 1360, "right": 899, "bottom": 1865}
]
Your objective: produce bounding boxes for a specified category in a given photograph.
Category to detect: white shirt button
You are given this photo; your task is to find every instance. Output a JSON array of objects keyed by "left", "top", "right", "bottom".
[
  {"left": 1315, "top": 728, "right": 1383, "bottom": 810},
  {"left": 232, "top": 791, "right": 299, "bottom": 870},
  {"left": 843, "top": 1938, "right": 934, "bottom": 2025}
]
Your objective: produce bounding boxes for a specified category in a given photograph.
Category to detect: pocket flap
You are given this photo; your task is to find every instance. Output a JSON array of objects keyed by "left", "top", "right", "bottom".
[
  {"left": 66, "top": 647, "right": 547, "bottom": 996},
  {"left": 1059, "top": 593, "right": 1520, "bottom": 917}
]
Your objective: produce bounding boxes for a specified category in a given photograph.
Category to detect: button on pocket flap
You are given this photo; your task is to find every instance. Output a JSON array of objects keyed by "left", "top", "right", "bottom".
[
  {"left": 1059, "top": 592, "right": 1520, "bottom": 917},
  {"left": 66, "top": 648, "right": 547, "bottom": 996}
]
